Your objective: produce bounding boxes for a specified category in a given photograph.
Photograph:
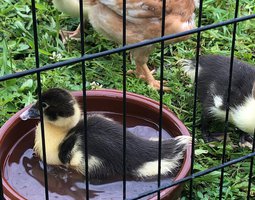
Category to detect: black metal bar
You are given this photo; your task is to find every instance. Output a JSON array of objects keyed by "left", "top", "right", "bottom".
[
  {"left": 1, "top": 14, "right": 254, "bottom": 83},
  {"left": 122, "top": 0, "right": 127, "bottom": 198},
  {"left": 130, "top": 152, "right": 255, "bottom": 200},
  {"left": 157, "top": 0, "right": 167, "bottom": 198},
  {"left": 189, "top": 0, "right": 203, "bottom": 199},
  {"left": 247, "top": 130, "right": 255, "bottom": 200},
  {"left": 31, "top": 0, "right": 49, "bottom": 199},
  {"left": 78, "top": 0, "right": 89, "bottom": 199},
  {"left": 0, "top": 166, "right": 3, "bottom": 199},
  {"left": 219, "top": 0, "right": 239, "bottom": 198}
]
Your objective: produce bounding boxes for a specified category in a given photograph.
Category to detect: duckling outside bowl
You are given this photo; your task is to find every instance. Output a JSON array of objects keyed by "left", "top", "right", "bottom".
[{"left": 0, "top": 89, "right": 191, "bottom": 200}]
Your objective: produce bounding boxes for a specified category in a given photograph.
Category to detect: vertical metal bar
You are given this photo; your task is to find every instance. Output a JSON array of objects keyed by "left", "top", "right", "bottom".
[
  {"left": 122, "top": 0, "right": 127, "bottom": 198},
  {"left": 0, "top": 166, "right": 3, "bottom": 199},
  {"left": 157, "top": 0, "right": 166, "bottom": 199},
  {"left": 78, "top": 0, "right": 89, "bottom": 199},
  {"left": 219, "top": 0, "right": 239, "bottom": 199},
  {"left": 31, "top": 0, "right": 49, "bottom": 199},
  {"left": 247, "top": 130, "right": 255, "bottom": 200},
  {"left": 189, "top": 0, "right": 203, "bottom": 199}
]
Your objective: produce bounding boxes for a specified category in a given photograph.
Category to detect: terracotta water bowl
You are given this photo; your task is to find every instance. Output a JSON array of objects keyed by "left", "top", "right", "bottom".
[{"left": 0, "top": 89, "right": 191, "bottom": 200}]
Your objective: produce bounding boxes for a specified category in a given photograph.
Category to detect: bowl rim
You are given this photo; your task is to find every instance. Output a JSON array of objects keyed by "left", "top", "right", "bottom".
[{"left": 0, "top": 89, "right": 191, "bottom": 200}]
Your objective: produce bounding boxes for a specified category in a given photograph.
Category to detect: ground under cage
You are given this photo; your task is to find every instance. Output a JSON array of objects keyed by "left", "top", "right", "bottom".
[{"left": 0, "top": 0, "right": 255, "bottom": 199}]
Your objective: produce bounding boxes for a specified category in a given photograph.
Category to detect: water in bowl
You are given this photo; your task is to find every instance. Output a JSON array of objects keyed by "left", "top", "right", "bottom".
[{"left": 3, "top": 112, "right": 174, "bottom": 200}]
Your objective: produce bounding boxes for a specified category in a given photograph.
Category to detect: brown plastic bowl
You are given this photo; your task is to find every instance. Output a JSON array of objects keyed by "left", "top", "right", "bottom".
[{"left": 0, "top": 89, "right": 191, "bottom": 200}]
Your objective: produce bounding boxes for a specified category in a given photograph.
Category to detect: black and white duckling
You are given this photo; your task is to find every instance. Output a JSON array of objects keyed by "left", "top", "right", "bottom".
[
  {"left": 181, "top": 55, "right": 255, "bottom": 148},
  {"left": 20, "top": 88, "right": 191, "bottom": 179}
]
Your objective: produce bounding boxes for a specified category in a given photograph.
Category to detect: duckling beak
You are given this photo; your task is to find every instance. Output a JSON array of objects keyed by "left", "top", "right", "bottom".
[{"left": 20, "top": 106, "right": 40, "bottom": 120}]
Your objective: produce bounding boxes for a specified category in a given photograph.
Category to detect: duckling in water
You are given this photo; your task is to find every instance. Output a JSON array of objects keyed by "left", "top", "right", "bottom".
[{"left": 20, "top": 88, "right": 191, "bottom": 179}]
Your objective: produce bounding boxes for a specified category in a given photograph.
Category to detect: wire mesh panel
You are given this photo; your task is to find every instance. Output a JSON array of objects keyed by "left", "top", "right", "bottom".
[{"left": 0, "top": 0, "right": 255, "bottom": 199}]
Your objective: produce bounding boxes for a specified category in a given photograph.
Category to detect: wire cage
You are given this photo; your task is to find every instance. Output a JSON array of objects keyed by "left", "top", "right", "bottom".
[{"left": 0, "top": 0, "right": 255, "bottom": 199}]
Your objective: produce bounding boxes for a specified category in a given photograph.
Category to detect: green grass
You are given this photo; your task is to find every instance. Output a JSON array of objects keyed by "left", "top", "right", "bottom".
[{"left": 0, "top": 0, "right": 255, "bottom": 199}]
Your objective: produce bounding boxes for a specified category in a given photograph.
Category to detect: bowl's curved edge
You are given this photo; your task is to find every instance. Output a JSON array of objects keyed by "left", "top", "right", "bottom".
[
  {"left": 0, "top": 89, "right": 191, "bottom": 200},
  {"left": 0, "top": 107, "right": 30, "bottom": 200}
]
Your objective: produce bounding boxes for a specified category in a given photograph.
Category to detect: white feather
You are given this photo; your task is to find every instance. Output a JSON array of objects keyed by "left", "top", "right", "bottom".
[
  {"left": 194, "top": 0, "right": 200, "bottom": 8},
  {"left": 209, "top": 96, "right": 255, "bottom": 135},
  {"left": 135, "top": 153, "right": 183, "bottom": 178},
  {"left": 135, "top": 136, "right": 190, "bottom": 178},
  {"left": 213, "top": 95, "right": 223, "bottom": 108},
  {"left": 53, "top": 0, "right": 89, "bottom": 17},
  {"left": 231, "top": 96, "right": 255, "bottom": 134}
]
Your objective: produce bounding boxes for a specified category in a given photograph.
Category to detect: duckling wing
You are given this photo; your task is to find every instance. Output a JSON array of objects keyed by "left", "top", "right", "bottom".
[{"left": 58, "top": 133, "right": 78, "bottom": 165}]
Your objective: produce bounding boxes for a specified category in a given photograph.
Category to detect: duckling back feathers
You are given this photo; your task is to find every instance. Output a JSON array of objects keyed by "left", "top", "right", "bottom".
[{"left": 59, "top": 114, "right": 190, "bottom": 178}]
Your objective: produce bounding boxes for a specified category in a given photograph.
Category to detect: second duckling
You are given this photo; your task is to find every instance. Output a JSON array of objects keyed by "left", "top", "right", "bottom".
[
  {"left": 20, "top": 88, "right": 191, "bottom": 179},
  {"left": 181, "top": 55, "right": 255, "bottom": 148}
]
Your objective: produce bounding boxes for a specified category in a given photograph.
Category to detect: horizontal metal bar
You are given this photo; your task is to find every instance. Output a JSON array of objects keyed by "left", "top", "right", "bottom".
[{"left": 0, "top": 14, "right": 254, "bottom": 82}]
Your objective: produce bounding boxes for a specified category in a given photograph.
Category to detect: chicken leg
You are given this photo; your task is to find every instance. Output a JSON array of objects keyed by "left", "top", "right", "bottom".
[
  {"left": 130, "top": 46, "right": 170, "bottom": 91},
  {"left": 127, "top": 62, "right": 170, "bottom": 91}
]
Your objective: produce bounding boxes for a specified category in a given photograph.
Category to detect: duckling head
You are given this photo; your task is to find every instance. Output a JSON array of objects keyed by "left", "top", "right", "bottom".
[{"left": 20, "top": 88, "right": 81, "bottom": 129}]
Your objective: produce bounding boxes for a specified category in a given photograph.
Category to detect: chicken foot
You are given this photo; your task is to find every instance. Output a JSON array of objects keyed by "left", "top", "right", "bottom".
[
  {"left": 59, "top": 24, "right": 82, "bottom": 44},
  {"left": 128, "top": 64, "right": 170, "bottom": 91}
]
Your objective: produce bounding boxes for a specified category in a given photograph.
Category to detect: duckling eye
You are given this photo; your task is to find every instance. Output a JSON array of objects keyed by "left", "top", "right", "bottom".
[{"left": 42, "top": 102, "right": 49, "bottom": 109}]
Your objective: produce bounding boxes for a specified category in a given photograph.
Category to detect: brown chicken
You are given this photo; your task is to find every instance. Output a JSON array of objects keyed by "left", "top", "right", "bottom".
[{"left": 53, "top": 0, "right": 199, "bottom": 90}]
